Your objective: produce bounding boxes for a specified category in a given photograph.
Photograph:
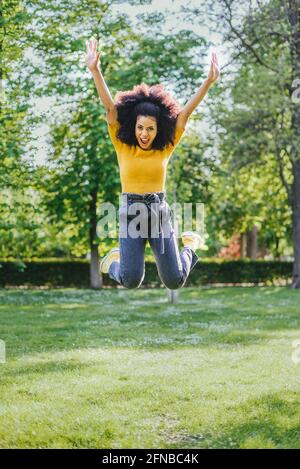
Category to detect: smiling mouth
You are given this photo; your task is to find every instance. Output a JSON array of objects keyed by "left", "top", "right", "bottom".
[{"left": 140, "top": 139, "right": 149, "bottom": 144}]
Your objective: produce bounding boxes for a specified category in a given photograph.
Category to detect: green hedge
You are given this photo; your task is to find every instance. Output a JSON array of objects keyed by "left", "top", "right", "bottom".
[
  {"left": 0, "top": 258, "right": 293, "bottom": 287},
  {"left": 0, "top": 259, "right": 90, "bottom": 288},
  {"left": 188, "top": 259, "right": 292, "bottom": 286}
]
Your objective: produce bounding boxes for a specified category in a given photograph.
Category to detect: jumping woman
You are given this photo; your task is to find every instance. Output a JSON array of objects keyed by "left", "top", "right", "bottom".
[{"left": 85, "top": 38, "right": 219, "bottom": 289}]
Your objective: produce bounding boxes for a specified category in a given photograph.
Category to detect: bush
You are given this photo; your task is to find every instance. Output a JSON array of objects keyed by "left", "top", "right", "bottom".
[
  {"left": 188, "top": 258, "right": 292, "bottom": 286},
  {"left": 0, "top": 258, "right": 89, "bottom": 288},
  {"left": 0, "top": 258, "right": 293, "bottom": 287}
]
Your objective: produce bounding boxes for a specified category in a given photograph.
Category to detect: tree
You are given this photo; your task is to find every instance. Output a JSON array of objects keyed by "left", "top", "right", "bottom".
[
  {"left": 0, "top": 0, "right": 34, "bottom": 190},
  {"left": 215, "top": 0, "right": 300, "bottom": 283},
  {"left": 206, "top": 155, "right": 292, "bottom": 259},
  {"left": 181, "top": 0, "right": 300, "bottom": 284},
  {"left": 0, "top": 0, "right": 43, "bottom": 259}
]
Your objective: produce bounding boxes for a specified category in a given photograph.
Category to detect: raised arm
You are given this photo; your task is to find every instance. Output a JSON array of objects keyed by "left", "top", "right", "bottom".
[
  {"left": 176, "top": 52, "right": 220, "bottom": 131},
  {"left": 85, "top": 38, "right": 118, "bottom": 125}
]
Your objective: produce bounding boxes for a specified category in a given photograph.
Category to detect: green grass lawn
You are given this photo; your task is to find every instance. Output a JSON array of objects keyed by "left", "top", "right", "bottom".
[{"left": 0, "top": 286, "right": 299, "bottom": 449}]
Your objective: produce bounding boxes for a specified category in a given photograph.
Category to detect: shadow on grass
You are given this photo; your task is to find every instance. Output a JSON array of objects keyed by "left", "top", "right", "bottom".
[
  {"left": 166, "top": 393, "right": 300, "bottom": 449},
  {"left": 1, "top": 360, "right": 89, "bottom": 378},
  {"left": 0, "top": 287, "right": 299, "bottom": 358}
]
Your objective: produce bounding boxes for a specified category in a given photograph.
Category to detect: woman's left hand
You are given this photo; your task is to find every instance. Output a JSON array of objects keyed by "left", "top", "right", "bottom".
[{"left": 206, "top": 52, "right": 220, "bottom": 85}]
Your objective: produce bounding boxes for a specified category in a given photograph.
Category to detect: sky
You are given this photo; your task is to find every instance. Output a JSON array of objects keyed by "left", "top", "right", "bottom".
[{"left": 31, "top": 0, "right": 228, "bottom": 165}]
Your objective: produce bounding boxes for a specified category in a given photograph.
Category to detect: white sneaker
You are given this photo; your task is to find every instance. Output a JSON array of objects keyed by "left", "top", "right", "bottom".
[
  {"left": 100, "top": 248, "right": 120, "bottom": 274},
  {"left": 181, "top": 231, "right": 207, "bottom": 251}
]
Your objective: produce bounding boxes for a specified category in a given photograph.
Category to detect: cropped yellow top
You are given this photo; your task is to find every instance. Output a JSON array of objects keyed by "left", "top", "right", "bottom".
[{"left": 107, "top": 120, "right": 185, "bottom": 194}]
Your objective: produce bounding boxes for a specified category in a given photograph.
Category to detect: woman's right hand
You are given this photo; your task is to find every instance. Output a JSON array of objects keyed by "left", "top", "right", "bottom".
[{"left": 85, "top": 37, "right": 101, "bottom": 72}]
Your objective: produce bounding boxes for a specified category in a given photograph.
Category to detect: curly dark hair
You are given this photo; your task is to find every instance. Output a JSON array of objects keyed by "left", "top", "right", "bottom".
[{"left": 114, "top": 83, "right": 182, "bottom": 150}]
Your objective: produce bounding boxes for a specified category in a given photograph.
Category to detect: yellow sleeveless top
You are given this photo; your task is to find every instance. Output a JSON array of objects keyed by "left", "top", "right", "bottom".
[{"left": 107, "top": 120, "right": 185, "bottom": 194}]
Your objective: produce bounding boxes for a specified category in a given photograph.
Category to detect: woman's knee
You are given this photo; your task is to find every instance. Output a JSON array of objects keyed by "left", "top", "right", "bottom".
[
  {"left": 161, "top": 272, "right": 185, "bottom": 290},
  {"left": 122, "top": 269, "right": 145, "bottom": 289}
]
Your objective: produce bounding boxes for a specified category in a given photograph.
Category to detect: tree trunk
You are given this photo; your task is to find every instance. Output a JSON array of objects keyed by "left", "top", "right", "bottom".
[
  {"left": 274, "top": 236, "right": 280, "bottom": 260},
  {"left": 0, "top": 7, "right": 3, "bottom": 114},
  {"left": 291, "top": 160, "right": 300, "bottom": 288},
  {"left": 240, "top": 232, "right": 246, "bottom": 258},
  {"left": 246, "top": 230, "right": 251, "bottom": 258},
  {"left": 246, "top": 226, "right": 258, "bottom": 259},
  {"left": 250, "top": 225, "right": 258, "bottom": 259},
  {"left": 90, "top": 243, "right": 102, "bottom": 289},
  {"left": 89, "top": 187, "right": 102, "bottom": 289},
  {"left": 289, "top": 0, "right": 300, "bottom": 288}
]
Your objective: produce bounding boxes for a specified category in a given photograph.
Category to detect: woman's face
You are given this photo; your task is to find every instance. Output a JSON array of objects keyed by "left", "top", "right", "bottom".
[{"left": 135, "top": 115, "right": 158, "bottom": 150}]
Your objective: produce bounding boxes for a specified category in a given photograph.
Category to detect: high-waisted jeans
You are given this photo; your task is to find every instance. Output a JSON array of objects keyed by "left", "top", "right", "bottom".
[{"left": 108, "top": 192, "right": 199, "bottom": 289}]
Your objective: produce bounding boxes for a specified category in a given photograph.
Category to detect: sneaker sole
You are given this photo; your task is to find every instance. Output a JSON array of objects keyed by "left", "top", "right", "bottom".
[{"left": 100, "top": 248, "right": 120, "bottom": 274}]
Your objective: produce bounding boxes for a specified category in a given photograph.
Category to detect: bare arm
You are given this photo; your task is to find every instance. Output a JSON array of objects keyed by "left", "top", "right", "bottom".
[
  {"left": 85, "top": 38, "right": 117, "bottom": 124},
  {"left": 176, "top": 52, "right": 220, "bottom": 130}
]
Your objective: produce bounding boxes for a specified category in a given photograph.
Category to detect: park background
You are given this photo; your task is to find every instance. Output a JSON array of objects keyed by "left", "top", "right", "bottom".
[{"left": 0, "top": 0, "right": 300, "bottom": 449}]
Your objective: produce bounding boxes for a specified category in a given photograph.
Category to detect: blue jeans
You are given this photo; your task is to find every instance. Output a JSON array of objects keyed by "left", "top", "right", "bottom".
[{"left": 108, "top": 192, "right": 199, "bottom": 289}]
